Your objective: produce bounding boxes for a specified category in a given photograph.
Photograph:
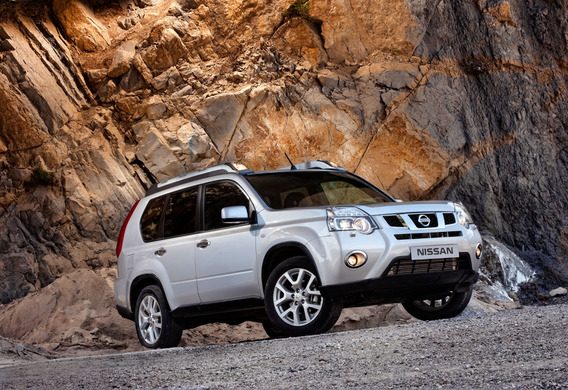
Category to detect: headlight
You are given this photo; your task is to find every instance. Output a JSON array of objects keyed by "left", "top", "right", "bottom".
[
  {"left": 327, "top": 207, "right": 377, "bottom": 234},
  {"left": 454, "top": 203, "right": 473, "bottom": 228}
]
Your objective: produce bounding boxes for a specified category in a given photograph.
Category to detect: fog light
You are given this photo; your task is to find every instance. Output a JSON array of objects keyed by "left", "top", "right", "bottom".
[
  {"left": 345, "top": 251, "right": 368, "bottom": 268},
  {"left": 476, "top": 243, "right": 482, "bottom": 259}
]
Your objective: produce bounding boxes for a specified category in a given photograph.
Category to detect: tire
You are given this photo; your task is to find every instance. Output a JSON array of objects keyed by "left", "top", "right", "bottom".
[
  {"left": 264, "top": 256, "right": 343, "bottom": 337},
  {"left": 261, "top": 321, "right": 286, "bottom": 339},
  {"left": 402, "top": 287, "right": 473, "bottom": 321},
  {"left": 135, "top": 285, "right": 183, "bottom": 348}
]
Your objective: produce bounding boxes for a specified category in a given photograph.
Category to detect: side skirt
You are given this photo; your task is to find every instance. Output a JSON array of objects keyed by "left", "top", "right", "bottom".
[{"left": 170, "top": 298, "right": 267, "bottom": 329}]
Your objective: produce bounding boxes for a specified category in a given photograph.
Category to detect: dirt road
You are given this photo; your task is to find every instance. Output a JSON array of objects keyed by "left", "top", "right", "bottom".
[{"left": 2, "top": 304, "right": 567, "bottom": 389}]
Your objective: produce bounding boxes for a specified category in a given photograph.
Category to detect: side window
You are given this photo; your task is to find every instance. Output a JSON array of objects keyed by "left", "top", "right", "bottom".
[
  {"left": 141, "top": 196, "right": 165, "bottom": 242},
  {"left": 204, "top": 182, "right": 250, "bottom": 231},
  {"left": 164, "top": 187, "right": 199, "bottom": 238}
]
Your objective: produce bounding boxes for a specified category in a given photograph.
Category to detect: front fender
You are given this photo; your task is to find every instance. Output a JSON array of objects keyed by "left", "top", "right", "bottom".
[{"left": 256, "top": 213, "right": 337, "bottom": 290}]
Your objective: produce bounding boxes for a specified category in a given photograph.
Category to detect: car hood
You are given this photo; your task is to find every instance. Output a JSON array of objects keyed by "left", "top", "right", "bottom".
[{"left": 355, "top": 201, "right": 456, "bottom": 216}]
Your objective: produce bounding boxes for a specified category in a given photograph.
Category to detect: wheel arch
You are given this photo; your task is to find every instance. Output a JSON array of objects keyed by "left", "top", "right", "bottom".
[
  {"left": 261, "top": 242, "right": 318, "bottom": 290},
  {"left": 130, "top": 274, "right": 167, "bottom": 313}
]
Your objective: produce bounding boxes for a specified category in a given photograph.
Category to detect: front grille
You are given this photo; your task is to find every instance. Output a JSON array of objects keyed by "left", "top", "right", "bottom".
[
  {"left": 408, "top": 213, "right": 438, "bottom": 228},
  {"left": 386, "top": 254, "right": 471, "bottom": 276},
  {"left": 383, "top": 215, "right": 405, "bottom": 227},
  {"left": 383, "top": 212, "right": 457, "bottom": 229},
  {"left": 444, "top": 213, "right": 456, "bottom": 225},
  {"left": 395, "top": 231, "right": 462, "bottom": 240}
]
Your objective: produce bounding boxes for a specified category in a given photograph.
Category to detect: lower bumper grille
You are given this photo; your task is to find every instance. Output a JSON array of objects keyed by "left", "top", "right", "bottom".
[
  {"left": 394, "top": 231, "right": 462, "bottom": 240},
  {"left": 386, "top": 254, "right": 471, "bottom": 276}
]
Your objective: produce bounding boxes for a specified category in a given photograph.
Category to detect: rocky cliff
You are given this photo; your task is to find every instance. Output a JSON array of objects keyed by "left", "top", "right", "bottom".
[{"left": 0, "top": 0, "right": 566, "bottom": 354}]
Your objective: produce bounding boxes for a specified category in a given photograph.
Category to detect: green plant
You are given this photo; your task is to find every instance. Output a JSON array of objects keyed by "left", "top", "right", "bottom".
[
  {"left": 283, "top": 0, "right": 311, "bottom": 19},
  {"left": 30, "top": 167, "right": 54, "bottom": 187}
]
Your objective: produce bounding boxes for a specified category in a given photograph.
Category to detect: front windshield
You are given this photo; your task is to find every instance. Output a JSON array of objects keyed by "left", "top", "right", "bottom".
[{"left": 245, "top": 171, "right": 393, "bottom": 209}]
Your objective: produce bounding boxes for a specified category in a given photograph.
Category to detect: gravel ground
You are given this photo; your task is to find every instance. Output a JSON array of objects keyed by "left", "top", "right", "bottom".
[{"left": 1, "top": 304, "right": 567, "bottom": 390}]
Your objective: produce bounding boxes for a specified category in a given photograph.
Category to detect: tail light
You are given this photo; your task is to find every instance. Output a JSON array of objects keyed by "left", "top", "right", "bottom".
[{"left": 116, "top": 200, "right": 140, "bottom": 258}]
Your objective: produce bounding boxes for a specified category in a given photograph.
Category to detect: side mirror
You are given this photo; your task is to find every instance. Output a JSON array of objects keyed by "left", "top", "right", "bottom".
[{"left": 221, "top": 205, "right": 250, "bottom": 224}]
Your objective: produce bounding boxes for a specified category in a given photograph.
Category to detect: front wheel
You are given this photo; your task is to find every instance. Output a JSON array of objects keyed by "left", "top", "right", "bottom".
[
  {"left": 264, "top": 257, "right": 342, "bottom": 337},
  {"left": 135, "top": 285, "right": 183, "bottom": 348},
  {"left": 402, "top": 287, "right": 473, "bottom": 321}
]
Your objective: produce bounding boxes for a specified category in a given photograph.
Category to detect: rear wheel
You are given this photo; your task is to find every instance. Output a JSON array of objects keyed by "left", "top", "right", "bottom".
[
  {"left": 135, "top": 285, "right": 183, "bottom": 348},
  {"left": 264, "top": 257, "right": 342, "bottom": 337},
  {"left": 402, "top": 287, "right": 473, "bottom": 321}
]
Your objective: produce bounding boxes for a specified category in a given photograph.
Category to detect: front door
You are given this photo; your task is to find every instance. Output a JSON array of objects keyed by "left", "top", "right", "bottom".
[{"left": 195, "top": 181, "right": 258, "bottom": 303}]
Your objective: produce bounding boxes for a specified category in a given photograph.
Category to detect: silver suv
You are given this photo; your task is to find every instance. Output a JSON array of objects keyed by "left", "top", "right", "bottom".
[{"left": 114, "top": 161, "right": 482, "bottom": 348}]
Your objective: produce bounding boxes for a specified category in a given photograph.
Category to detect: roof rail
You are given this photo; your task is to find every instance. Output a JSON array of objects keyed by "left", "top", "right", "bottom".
[
  {"left": 145, "top": 164, "right": 237, "bottom": 196},
  {"left": 144, "top": 160, "right": 345, "bottom": 197},
  {"left": 278, "top": 160, "right": 346, "bottom": 171}
]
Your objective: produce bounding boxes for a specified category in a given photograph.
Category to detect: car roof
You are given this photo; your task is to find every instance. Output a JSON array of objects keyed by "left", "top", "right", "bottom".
[{"left": 144, "top": 160, "right": 346, "bottom": 197}]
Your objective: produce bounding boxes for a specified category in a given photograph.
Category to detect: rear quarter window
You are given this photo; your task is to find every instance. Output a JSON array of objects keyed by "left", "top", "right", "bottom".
[{"left": 140, "top": 196, "right": 165, "bottom": 242}]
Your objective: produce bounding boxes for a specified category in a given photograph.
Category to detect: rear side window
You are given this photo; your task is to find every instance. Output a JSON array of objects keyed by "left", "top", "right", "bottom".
[
  {"left": 204, "top": 181, "right": 250, "bottom": 230},
  {"left": 141, "top": 196, "right": 165, "bottom": 242},
  {"left": 164, "top": 187, "right": 198, "bottom": 238}
]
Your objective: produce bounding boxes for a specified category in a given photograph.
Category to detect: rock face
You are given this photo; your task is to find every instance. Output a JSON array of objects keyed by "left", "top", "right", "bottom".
[
  {"left": 52, "top": 0, "right": 111, "bottom": 52},
  {"left": 0, "top": 0, "right": 567, "bottom": 354},
  {"left": 0, "top": 11, "right": 144, "bottom": 303}
]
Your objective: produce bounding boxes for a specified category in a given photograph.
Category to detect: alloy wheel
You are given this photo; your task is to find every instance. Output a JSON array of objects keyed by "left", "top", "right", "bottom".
[
  {"left": 272, "top": 267, "right": 323, "bottom": 326},
  {"left": 138, "top": 294, "right": 163, "bottom": 345}
]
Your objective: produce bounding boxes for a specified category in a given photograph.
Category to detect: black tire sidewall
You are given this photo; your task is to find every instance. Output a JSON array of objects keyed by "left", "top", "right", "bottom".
[
  {"left": 402, "top": 288, "right": 473, "bottom": 321},
  {"left": 134, "top": 285, "right": 183, "bottom": 348},
  {"left": 261, "top": 321, "right": 286, "bottom": 339},
  {"left": 264, "top": 256, "right": 342, "bottom": 337}
]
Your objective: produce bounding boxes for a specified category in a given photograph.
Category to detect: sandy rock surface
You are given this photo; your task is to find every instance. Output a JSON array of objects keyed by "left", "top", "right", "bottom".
[{"left": 2, "top": 304, "right": 567, "bottom": 389}]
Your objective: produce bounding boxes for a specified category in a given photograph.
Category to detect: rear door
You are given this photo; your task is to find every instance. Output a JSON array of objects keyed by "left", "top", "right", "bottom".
[
  {"left": 137, "top": 188, "right": 200, "bottom": 307},
  {"left": 194, "top": 181, "right": 258, "bottom": 303}
]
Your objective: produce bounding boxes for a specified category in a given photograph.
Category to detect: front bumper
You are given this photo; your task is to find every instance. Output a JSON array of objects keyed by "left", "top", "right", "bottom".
[{"left": 320, "top": 253, "right": 479, "bottom": 307}]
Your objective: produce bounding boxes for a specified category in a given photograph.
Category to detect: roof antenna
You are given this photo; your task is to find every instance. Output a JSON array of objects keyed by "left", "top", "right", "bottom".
[{"left": 285, "top": 153, "right": 297, "bottom": 170}]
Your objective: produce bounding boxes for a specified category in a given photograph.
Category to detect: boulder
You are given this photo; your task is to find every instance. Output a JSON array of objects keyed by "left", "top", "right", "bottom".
[
  {"left": 119, "top": 67, "right": 148, "bottom": 93},
  {"left": 84, "top": 69, "right": 108, "bottom": 88},
  {"left": 196, "top": 88, "right": 250, "bottom": 151},
  {"left": 177, "top": 121, "right": 219, "bottom": 159},
  {"left": 143, "top": 95, "right": 167, "bottom": 120},
  {"left": 142, "top": 25, "right": 188, "bottom": 71},
  {"left": 96, "top": 80, "right": 117, "bottom": 102},
  {"left": 135, "top": 129, "right": 185, "bottom": 181},
  {"left": 550, "top": 287, "right": 568, "bottom": 297},
  {"left": 153, "top": 67, "right": 182, "bottom": 90},
  {"left": 116, "top": 96, "right": 141, "bottom": 115},
  {"left": 107, "top": 41, "right": 137, "bottom": 78}
]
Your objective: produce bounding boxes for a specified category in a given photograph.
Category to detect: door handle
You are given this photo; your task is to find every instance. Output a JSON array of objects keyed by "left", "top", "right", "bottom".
[
  {"left": 196, "top": 239, "right": 211, "bottom": 249},
  {"left": 155, "top": 248, "right": 167, "bottom": 256}
]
